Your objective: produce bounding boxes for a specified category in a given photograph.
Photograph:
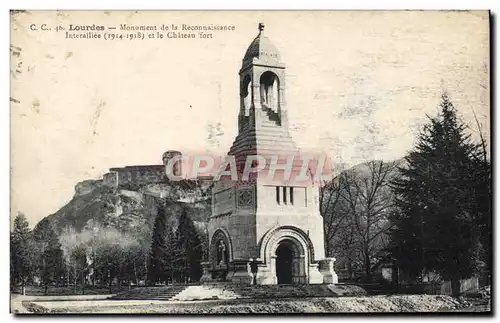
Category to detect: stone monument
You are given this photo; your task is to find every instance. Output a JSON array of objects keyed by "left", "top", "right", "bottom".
[{"left": 201, "top": 23, "right": 338, "bottom": 285}]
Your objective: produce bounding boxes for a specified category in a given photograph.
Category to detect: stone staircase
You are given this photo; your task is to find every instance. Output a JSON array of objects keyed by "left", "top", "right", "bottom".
[
  {"left": 110, "top": 285, "right": 188, "bottom": 301},
  {"left": 109, "top": 284, "right": 369, "bottom": 301}
]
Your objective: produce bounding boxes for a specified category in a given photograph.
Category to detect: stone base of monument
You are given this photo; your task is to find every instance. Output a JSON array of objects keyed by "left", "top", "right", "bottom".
[
  {"left": 201, "top": 262, "right": 232, "bottom": 283},
  {"left": 186, "top": 283, "right": 344, "bottom": 301},
  {"left": 201, "top": 258, "right": 338, "bottom": 285},
  {"left": 308, "top": 263, "right": 324, "bottom": 284},
  {"left": 230, "top": 260, "right": 254, "bottom": 284},
  {"left": 319, "top": 258, "right": 339, "bottom": 284},
  {"left": 200, "top": 262, "right": 212, "bottom": 283},
  {"left": 254, "top": 263, "right": 277, "bottom": 285}
]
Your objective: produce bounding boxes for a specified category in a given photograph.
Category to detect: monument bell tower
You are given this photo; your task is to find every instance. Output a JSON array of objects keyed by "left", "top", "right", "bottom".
[
  {"left": 238, "top": 23, "right": 288, "bottom": 133},
  {"left": 202, "top": 24, "right": 338, "bottom": 285}
]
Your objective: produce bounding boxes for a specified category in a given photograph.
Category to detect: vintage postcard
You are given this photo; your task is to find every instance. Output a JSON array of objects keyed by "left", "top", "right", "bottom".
[{"left": 10, "top": 10, "right": 491, "bottom": 314}]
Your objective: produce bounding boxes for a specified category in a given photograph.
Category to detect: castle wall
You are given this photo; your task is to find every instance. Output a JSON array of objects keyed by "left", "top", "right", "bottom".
[
  {"left": 103, "top": 172, "right": 118, "bottom": 187},
  {"left": 108, "top": 165, "right": 165, "bottom": 187}
]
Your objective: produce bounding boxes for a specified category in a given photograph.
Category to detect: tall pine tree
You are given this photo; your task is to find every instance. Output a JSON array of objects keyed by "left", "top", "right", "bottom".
[
  {"left": 148, "top": 200, "right": 168, "bottom": 285},
  {"left": 33, "top": 218, "right": 65, "bottom": 295},
  {"left": 390, "top": 93, "right": 488, "bottom": 295},
  {"left": 467, "top": 111, "right": 491, "bottom": 283},
  {"left": 10, "top": 213, "right": 36, "bottom": 291},
  {"left": 148, "top": 200, "right": 204, "bottom": 284},
  {"left": 174, "top": 208, "right": 203, "bottom": 282}
]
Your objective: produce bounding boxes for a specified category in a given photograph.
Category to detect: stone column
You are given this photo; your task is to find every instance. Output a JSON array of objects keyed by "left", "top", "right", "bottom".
[
  {"left": 200, "top": 261, "right": 212, "bottom": 283},
  {"left": 308, "top": 263, "right": 324, "bottom": 284},
  {"left": 225, "top": 264, "right": 235, "bottom": 282},
  {"left": 252, "top": 81, "right": 263, "bottom": 130},
  {"left": 278, "top": 85, "right": 287, "bottom": 127},
  {"left": 252, "top": 258, "right": 276, "bottom": 285},
  {"left": 319, "top": 257, "right": 338, "bottom": 284}
]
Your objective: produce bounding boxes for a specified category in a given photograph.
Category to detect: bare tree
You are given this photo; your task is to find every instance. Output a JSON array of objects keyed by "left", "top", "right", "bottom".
[
  {"left": 342, "top": 160, "right": 397, "bottom": 278},
  {"left": 321, "top": 160, "right": 398, "bottom": 280},
  {"left": 320, "top": 174, "right": 350, "bottom": 257}
]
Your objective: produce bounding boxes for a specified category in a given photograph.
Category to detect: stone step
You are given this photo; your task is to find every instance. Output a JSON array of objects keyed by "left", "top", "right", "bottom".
[
  {"left": 110, "top": 284, "right": 357, "bottom": 301},
  {"left": 110, "top": 286, "right": 188, "bottom": 301}
]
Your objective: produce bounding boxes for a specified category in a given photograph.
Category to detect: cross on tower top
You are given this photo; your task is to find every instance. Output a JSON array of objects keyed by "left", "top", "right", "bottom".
[{"left": 258, "top": 23, "right": 265, "bottom": 33}]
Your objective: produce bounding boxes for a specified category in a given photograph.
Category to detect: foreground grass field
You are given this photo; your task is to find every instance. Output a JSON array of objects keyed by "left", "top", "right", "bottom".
[
  {"left": 15, "top": 294, "right": 490, "bottom": 314},
  {"left": 11, "top": 284, "right": 491, "bottom": 314}
]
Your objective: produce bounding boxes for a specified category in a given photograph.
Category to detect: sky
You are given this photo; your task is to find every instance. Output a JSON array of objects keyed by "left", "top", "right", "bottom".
[{"left": 10, "top": 11, "right": 490, "bottom": 225}]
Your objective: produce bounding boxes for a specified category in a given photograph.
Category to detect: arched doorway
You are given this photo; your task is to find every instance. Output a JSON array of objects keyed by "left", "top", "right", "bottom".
[
  {"left": 276, "top": 243, "right": 294, "bottom": 284},
  {"left": 259, "top": 226, "right": 313, "bottom": 285},
  {"left": 275, "top": 239, "right": 305, "bottom": 285}
]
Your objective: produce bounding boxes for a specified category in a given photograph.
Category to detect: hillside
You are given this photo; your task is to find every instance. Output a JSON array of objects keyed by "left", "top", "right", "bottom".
[{"left": 41, "top": 179, "right": 212, "bottom": 245}]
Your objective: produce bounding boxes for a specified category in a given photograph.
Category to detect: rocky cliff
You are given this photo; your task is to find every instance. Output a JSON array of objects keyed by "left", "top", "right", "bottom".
[{"left": 43, "top": 179, "right": 212, "bottom": 241}]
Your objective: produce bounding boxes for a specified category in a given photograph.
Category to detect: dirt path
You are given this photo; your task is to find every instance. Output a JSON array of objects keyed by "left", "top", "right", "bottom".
[
  {"left": 10, "top": 295, "right": 30, "bottom": 314},
  {"left": 11, "top": 293, "right": 115, "bottom": 314}
]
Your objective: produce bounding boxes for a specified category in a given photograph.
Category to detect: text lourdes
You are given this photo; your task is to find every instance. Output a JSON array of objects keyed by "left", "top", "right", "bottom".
[{"left": 69, "top": 24, "right": 105, "bottom": 31}]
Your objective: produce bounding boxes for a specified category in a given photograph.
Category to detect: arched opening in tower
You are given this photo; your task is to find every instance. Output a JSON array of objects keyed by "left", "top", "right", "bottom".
[
  {"left": 259, "top": 71, "right": 280, "bottom": 123},
  {"left": 241, "top": 75, "right": 252, "bottom": 117}
]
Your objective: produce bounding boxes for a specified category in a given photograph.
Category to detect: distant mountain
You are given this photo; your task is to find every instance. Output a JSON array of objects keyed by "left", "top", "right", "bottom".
[{"left": 341, "top": 158, "right": 404, "bottom": 178}]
